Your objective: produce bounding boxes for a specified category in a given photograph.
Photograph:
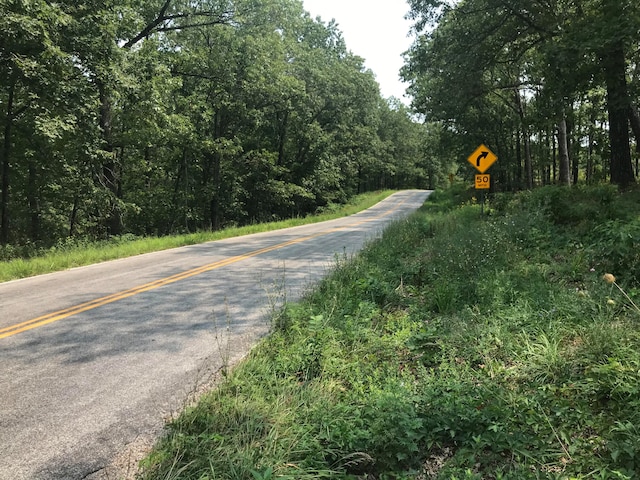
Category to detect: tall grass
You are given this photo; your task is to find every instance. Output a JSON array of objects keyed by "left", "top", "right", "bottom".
[{"left": 140, "top": 184, "right": 640, "bottom": 479}]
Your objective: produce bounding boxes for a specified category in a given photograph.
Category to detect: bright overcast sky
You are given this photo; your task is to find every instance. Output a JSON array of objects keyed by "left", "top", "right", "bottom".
[{"left": 302, "top": 1, "right": 414, "bottom": 103}]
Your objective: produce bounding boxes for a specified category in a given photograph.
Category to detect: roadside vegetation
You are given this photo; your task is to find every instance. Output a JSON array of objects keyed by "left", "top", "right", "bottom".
[
  {"left": 139, "top": 184, "right": 640, "bottom": 479},
  {"left": 0, "top": 191, "right": 392, "bottom": 283}
]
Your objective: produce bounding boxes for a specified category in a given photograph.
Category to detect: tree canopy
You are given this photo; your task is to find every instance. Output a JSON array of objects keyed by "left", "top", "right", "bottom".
[
  {"left": 0, "top": 0, "right": 442, "bottom": 249},
  {"left": 403, "top": 0, "right": 640, "bottom": 190}
]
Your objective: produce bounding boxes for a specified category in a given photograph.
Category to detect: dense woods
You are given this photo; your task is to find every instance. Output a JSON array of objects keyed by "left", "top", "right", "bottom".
[
  {"left": 0, "top": 0, "right": 442, "bottom": 248},
  {"left": 4, "top": 0, "right": 640, "bottom": 251},
  {"left": 403, "top": 0, "right": 640, "bottom": 191}
]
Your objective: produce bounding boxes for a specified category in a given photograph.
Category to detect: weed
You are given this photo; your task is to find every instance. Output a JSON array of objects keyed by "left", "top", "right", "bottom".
[
  {"left": 603, "top": 273, "right": 640, "bottom": 316},
  {"left": 211, "top": 299, "right": 232, "bottom": 378}
]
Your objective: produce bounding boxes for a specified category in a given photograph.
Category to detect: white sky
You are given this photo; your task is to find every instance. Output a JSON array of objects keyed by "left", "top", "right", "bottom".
[{"left": 301, "top": 1, "right": 414, "bottom": 103}]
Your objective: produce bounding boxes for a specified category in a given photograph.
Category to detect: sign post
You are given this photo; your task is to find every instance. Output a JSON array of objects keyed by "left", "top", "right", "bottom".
[{"left": 467, "top": 144, "right": 497, "bottom": 214}]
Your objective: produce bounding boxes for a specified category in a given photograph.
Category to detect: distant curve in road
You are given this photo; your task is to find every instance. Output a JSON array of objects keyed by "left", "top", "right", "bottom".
[{"left": 0, "top": 190, "right": 430, "bottom": 480}]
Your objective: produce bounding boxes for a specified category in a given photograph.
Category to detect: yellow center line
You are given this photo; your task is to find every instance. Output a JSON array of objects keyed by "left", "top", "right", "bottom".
[{"left": 0, "top": 194, "right": 414, "bottom": 340}]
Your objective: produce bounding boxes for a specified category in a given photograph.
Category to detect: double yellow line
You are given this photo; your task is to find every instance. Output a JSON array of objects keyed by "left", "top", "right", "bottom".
[
  {"left": 0, "top": 232, "right": 328, "bottom": 340},
  {"left": 0, "top": 194, "right": 412, "bottom": 340}
]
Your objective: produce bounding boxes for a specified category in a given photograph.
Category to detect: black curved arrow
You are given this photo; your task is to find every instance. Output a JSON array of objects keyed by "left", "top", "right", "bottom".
[{"left": 477, "top": 151, "right": 489, "bottom": 167}]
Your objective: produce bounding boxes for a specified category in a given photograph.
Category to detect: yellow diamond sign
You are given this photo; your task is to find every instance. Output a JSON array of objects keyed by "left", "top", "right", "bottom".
[{"left": 468, "top": 144, "right": 498, "bottom": 174}]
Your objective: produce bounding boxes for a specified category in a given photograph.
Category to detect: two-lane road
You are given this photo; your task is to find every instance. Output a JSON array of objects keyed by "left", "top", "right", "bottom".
[{"left": 0, "top": 190, "right": 430, "bottom": 479}]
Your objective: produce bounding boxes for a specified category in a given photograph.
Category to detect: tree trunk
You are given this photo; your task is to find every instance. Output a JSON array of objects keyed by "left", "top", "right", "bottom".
[
  {"left": 168, "top": 148, "right": 188, "bottom": 234},
  {"left": 629, "top": 104, "right": 640, "bottom": 155},
  {"left": 568, "top": 117, "right": 578, "bottom": 184},
  {"left": 209, "top": 150, "right": 221, "bottom": 231},
  {"left": 603, "top": 42, "right": 635, "bottom": 187},
  {"left": 207, "top": 111, "right": 223, "bottom": 231},
  {"left": 97, "top": 79, "right": 123, "bottom": 236},
  {"left": 587, "top": 109, "right": 595, "bottom": 183},
  {"left": 515, "top": 90, "right": 533, "bottom": 189},
  {"left": 557, "top": 113, "right": 571, "bottom": 186},
  {"left": 552, "top": 131, "right": 557, "bottom": 182},
  {"left": 69, "top": 195, "right": 79, "bottom": 237},
  {"left": 523, "top": 132, "right": 533, "bottom": 189},
  {"left": 515, "top": 129, "right": 522, "bottom": 189},
  {"left": 545, "top": 128, "right": 552, "bottom": 185},
  {"left": 1, "top": 81, "right": 15, "bottom": 245},
  {"left": 28, "top": 160, "right": 40, "bottom": 242}
]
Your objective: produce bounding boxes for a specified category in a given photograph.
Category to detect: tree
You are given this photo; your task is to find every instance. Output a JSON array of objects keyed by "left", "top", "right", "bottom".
[
  {"left": 0, "top": 0, "right": 429, "bottom": 249},
  {"left": 0, "top": 0, "right": 73, "bottom": 244},
  {"left": 404, "top": 0, "right": 640, "bottom": 188}
]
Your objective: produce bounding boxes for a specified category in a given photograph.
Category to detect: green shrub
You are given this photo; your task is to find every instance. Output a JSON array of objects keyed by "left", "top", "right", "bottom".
[
  {"left": 590, "top": 218, "right": 640, "bottom": 281},
  {"left": 141, "top": 184, "right": 640, "bottom": 480}
]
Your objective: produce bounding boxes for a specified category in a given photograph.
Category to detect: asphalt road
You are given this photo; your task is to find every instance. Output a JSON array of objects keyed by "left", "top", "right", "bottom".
[{"left": 0, "top": 190, "right": 430, "bottom": 480}]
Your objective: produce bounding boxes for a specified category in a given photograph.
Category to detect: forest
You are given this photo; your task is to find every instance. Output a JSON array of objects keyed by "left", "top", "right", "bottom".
[
  {"left": 403, "top": 0, "right": 640, "bottom": 191},
  {"left": 2, "top": 0, "right": 640, "bottom": 252},
  {"left": 0, "top": 0, "right": 441, "bottom": 249}
]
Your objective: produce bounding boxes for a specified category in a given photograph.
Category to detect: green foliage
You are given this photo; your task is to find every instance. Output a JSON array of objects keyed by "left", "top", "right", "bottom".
[
  {"left": 404, "top": 0, "right": 640, "bottom": 189},
  {"left": 1, "top": 0, "right": 435, "bottom": 249},
  {"left": 515, "top": 184, "right": 618, "bottom": 227},
  {"left": 141, "top": 184, "right": 640, "bottom": 479},
  {"left": 591, "top": 218, "right": 640, "bottom": 281}
]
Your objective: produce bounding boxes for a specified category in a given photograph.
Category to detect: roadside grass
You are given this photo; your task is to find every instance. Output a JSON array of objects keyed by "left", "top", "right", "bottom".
[
  {"left": 140, "top": 184, "right": 640, "bottom": 479},
  {"left": 0, "top": 191, "right": 393, "bottom": 283}
]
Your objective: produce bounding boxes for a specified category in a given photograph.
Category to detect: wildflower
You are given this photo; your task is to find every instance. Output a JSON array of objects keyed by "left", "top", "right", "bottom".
[{"left": 602, "top": 273, "right": 640, "bottom": 315}]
